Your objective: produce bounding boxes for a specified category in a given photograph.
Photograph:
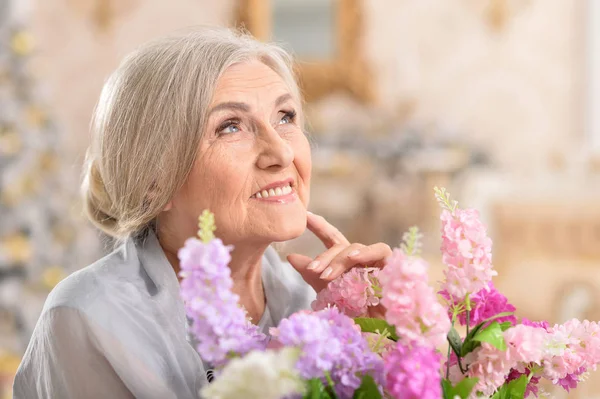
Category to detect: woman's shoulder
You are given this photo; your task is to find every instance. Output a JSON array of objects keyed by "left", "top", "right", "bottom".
[{"left": 42, "top": 241, "right": 142, "bottom": 317}]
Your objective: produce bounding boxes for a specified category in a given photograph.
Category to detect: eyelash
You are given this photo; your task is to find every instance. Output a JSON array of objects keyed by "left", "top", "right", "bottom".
[
  {"left": 279, "top": 110, "right": 297, "bottom": 125},
  {"left": 215, "top": 110, "right": 297, "bottom": 136}
]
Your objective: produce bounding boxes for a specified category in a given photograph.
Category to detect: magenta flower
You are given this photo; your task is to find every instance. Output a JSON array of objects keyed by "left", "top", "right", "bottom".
[
  {"left": 440, "top": 282, "right": 517, "bottom": 327},
  {"left": 384, "top": 342, "right": 442, "bottom": 399},
  {"left": 556, "top": 367, "right": 586, "bottom": 392},
  {"left": 521, "top": 318, "right": 550, "bottom": 331}
]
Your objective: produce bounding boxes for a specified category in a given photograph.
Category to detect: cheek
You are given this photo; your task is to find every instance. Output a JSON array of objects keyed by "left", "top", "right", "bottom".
[
  {"left": 193, "top": 146, "right": 254, "bottom": 210},
  {"left": 294, "top": 134, "right": 312, "bottom": 190}
]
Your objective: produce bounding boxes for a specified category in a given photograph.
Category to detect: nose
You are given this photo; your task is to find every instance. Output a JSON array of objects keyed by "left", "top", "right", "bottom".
[{"left": 255, "top": 125, "right": 294, "bottom": 171}]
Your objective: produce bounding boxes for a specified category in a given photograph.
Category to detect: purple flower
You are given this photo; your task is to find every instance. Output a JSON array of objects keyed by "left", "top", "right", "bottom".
[
  {"left": 179, "top": 238, "right": 267, "bottom": 367},
  {"left": 272, "top": 307, "right": 383, "bottom": 399},
  {"left": 441, "top": 282, "right": 517, "bottom": 327},
  {"left": 384, "top": 342, "right": 441, "bottom": 399}
]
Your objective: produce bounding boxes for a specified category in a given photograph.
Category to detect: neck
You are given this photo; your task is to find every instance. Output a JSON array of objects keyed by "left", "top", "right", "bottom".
[{"left": 158, "top": 225, "right": 268, "bottom": 324}]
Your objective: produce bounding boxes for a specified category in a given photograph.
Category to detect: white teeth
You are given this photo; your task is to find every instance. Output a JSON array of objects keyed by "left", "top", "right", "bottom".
[{"left": 254, "top": 184, "right": 293, "bottom": 198}]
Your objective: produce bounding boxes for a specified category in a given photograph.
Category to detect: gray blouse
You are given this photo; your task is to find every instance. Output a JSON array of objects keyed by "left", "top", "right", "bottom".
[{"left": 13, "top": 231, "right": 315, "bottom": 399}]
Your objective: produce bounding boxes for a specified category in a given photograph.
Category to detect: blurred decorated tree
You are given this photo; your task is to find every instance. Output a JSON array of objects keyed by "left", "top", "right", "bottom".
[{"left": 0, "top": 0, "right": 99, "bottom": 395}]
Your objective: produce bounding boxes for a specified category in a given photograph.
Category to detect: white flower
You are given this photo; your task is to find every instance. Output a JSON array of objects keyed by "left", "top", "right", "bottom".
[{"left": 201, "top": 348, "right": 304, "bottom": 399}]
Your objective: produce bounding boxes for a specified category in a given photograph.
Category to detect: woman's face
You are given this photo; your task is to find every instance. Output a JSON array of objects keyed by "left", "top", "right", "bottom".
[{"left": 169, "top": 60, "right": 311, "bottom": 245}]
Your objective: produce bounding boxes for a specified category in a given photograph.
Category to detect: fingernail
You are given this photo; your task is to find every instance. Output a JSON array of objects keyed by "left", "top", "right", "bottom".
[
  {"left": 307, "top": 260, "right": 320, "bottom": 270},
  {"left": 307, "top": 211, "right": 314, "bottom": 215},
  {"left": 320, "top": 267, "right": 333, "bottom": 279},
  {"left": 348, "top": 250, "right": 360, "bottom": 257}
]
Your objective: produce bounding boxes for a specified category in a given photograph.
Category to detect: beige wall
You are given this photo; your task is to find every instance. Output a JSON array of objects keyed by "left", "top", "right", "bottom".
[{"left": 30, "top": 0, "right": 236, "bottom": 165}]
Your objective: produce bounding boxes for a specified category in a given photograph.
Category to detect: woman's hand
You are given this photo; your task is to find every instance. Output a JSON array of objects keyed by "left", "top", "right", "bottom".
[{"left": 287, "top": 212, "right": 392, "bottom": 293}]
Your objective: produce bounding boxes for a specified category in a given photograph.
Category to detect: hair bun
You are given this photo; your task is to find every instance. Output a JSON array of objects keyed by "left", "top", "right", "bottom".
[{"left": 82, "top": 160, "right": 121, "bottom": 238}]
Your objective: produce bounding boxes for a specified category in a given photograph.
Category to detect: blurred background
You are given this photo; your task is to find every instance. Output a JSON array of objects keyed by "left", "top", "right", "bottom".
[{"left": 1, "top": 0, "right": 600, "bottom": 397}]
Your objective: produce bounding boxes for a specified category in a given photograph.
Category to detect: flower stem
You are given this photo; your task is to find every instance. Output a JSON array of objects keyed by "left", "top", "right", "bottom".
[
  {"left": 446, "top": 341, "right": 451, "bottom": 379},
  {"left": 465, "top": 293, "right": 471, "bottom": 337},
  {"left": 446, "top": 320, "right": 454, "bottom": 379},
  {"left": 466, "top": 310, "right": 470, "bottom": 337}
]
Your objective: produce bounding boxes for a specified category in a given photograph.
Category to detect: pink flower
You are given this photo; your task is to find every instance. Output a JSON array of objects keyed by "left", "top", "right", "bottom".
[
  {"left": 505, "top": 324, "right": 548, "bottom": 365},
  {"left": 380, "top": 249, "right": 450, "bottom": 348},
  {"left": 466, "top": 342, "right": 516, "bottom": 396},
  {"left": 312, "top": 267, "right": 381, "bottom": 317},
  {"left": 466, "top": 325, "right": 546, "bottom": 396},
  {"left": 539, "top": 319, "right": 600, "bottom": 391},
  {"left": 439, "top": 208, "right": 497, "bottom": 299},
  {"left": 384, "top": 342, "right": 442, "bottom": 399}
]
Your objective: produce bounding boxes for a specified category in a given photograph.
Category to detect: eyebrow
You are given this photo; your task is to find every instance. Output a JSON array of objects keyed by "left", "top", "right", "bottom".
[{"left": 208, "top": 93, "right": 294, "bottom": 117}]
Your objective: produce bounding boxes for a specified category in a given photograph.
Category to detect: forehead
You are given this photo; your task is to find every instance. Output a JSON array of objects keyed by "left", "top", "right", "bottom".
[{"left": 212, "top": 60, "right": 291, "bottom": 103}]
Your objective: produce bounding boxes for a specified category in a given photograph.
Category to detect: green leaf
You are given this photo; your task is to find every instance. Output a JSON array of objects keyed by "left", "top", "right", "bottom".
[
  {"left": 453, "top": 377, "right": 479, "bottom": 398},
  {"left": 505, "top": 375, "right": 528, "bottom": 398},
  {"left": 447, "top": 327, "right": 463, "bottom": 358},
  {"left": 472, "top": 321, "right": 506, "bottom": 351},
  {"left": 324, "top": 372, "right": 339, "bottom": 399},
  {"left": 441, "top": 379, "right": 454, "bottom": 399},
  {"left": 353, "top": 318, "right": 398, "bottom": 341},
  {"left": 460, "top": 339, "right": 481, "bottom": 357},
  {"left": 461, "top": 321, "right": 485, "bottom": 356},
  {"left": 353, "top": 375, "right": 382, "bottom": 399},
  {"left": 304, "top": 379, "right": 327, "bottom": 399},
  {"left": 441, "top": 377, "right": 479, "bottom": 399},
  {"left": 462, "top": 319, "right": 510, "bottom": 356},
  {"left": 499, "top": 321, "right": 512, "bottom": 331},
  {"left": 490, "top": 375, "right": 528, "bottom": 399}
]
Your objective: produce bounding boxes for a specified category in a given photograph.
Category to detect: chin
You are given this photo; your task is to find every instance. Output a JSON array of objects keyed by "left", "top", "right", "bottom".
[{"left": 268, "top": 212, "right": 306, "bottom": 243}]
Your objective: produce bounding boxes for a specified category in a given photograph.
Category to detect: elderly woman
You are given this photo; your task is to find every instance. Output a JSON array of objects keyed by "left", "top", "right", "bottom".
[{"left": 13, "top": 27, "right": 391, "bottom": 399}]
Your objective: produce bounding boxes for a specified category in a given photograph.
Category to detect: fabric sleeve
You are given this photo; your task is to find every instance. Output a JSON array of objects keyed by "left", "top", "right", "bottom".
[{"left": 13, "top": 306, "right": 136, "bottom": 399}]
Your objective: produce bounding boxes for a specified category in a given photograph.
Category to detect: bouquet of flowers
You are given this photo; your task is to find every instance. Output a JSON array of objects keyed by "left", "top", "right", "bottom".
[{"left": 178, "top": 188, "right": 600, "bottom": 399}]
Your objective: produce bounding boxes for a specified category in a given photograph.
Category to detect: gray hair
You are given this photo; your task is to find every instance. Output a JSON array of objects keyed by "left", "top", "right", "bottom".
[{"left": 82, "top": 27, "right": 302, "bottom": 239}]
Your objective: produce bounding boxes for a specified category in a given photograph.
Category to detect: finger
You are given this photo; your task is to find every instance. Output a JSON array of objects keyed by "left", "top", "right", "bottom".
[
  {"left": 306, "top": 212, "right": 350, "bottom": 249},
  {"left": 318, "top": 243, "right": 366, "bottom": 281},
  {"left": 305, "top": 244, "right": 347, "bottom": 274},
  {"left": 287, "top": 253, "right": 328, "bottom": 293},
  {"left": 287, "top": 253, "right": 313, "bottom": 275},
  {"left": 346, "top": 242, "right": 393, "bottom": 268}
]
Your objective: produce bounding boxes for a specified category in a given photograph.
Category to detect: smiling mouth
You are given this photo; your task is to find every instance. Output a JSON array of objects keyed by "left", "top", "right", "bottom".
[{"left": 251, "top": 182, "right": 294, "bottom": 199}]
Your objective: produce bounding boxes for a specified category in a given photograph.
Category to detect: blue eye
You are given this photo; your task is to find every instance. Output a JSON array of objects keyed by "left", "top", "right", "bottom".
[
  {"left": 278, "top": 110, "right": 297, "bottom": 125},
  {"left": 217, "top": 120, "right": 241, "bottom": 135},
  {"left": 222, "top": 124, "right": 240, "bottom": 133}
]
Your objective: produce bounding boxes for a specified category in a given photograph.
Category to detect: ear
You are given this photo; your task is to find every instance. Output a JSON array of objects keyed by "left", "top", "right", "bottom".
[{"left": 163, "top": 201, "right": 173, "bottom": 212}]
